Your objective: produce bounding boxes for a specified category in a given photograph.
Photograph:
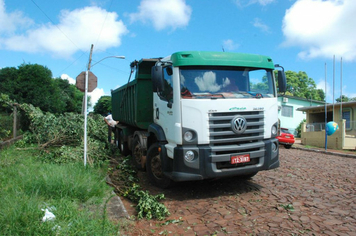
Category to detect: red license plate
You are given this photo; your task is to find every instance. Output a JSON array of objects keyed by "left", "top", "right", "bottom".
[{"left": 231, "top": 154, "right": 250, "bottom": 164}]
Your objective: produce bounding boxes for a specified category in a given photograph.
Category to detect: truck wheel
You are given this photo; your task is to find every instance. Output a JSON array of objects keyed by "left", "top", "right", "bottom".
[
  {"left": 132, "top": 136, "right": 145, "bottom": 170},
  {"left": 146, "top": 143, "right": 172, "bottom": 188},
  {"left": 119, "top": 130, "right": 129, "bottom": 156},
  {"left": 114, "top": 129, "right": 119, "bottom": 148}
]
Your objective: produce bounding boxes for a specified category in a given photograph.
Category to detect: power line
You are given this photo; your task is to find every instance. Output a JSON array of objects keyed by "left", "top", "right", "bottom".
[
  {"left": 58, "top": 51, "right": 88, "bottom": 75},
  {"left": 30, "top": 0, "right": 80, "bottom": 51},
  {"left": 95, "top": 0, "right": 114, "bottom": 47}
]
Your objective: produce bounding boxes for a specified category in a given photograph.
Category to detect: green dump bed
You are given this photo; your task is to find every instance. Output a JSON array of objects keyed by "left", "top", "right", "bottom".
[{"left": 111, "top": 59, "right": 158, "bottom": 130}]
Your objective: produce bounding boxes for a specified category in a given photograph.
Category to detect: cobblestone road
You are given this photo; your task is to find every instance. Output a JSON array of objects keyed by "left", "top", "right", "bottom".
[{"left": 118, "top": 148, "right": 356, "bottom": 236}]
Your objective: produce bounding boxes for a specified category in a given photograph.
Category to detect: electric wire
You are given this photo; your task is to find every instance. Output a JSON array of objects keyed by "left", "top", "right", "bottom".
[
  {"left": 30, "top": 0, "right": 80, "bottom": 51},
  {"left": 95, "top": 0, "right": 114, "bottom": 48}
]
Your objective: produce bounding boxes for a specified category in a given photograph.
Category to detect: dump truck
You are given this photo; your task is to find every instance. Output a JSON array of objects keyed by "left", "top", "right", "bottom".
[{"left": 111, "top": 51, "right": 286, "bottom": 188}]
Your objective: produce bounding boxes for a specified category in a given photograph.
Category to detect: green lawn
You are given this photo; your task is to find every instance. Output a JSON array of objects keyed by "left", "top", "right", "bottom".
[{"left": 0, "top": 145, "right": 120, "bottom": 236}]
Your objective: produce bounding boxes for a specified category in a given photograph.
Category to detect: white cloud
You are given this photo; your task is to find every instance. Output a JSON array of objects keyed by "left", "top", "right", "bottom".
[
  {"left": 234, "top": 0, "right": 275, "bottom": 7},
  {"left": 282, "top": 0, "right": 356, "bottom": 61},
  {"left": 129, "top": 0, "right": 192, "bottom": 31},
  {"left": 89, "top": 87, "right": 106, "bottom": 108},
  {"left": 0, "top": 0, "right": 33, "bottom": 35},
  {"left": 222, "top": 39, "right": 239, "bottom": 51},
  {"left": 252, "top": 18, "right": 270, "bottom": 33},
  {"left": 61, "top": 74, "right": 75, "bottom": 85},
  {"left": 195, "top": 71, "right": 221, "bottom": 92},
  {"left": 256, "top": 0, "right": 275, "bottom": 5},
  {"left": 0, "top": 4, "right": 128, "bottom": 58}
]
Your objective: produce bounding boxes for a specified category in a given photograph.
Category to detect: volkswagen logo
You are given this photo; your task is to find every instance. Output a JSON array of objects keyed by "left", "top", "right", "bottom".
[{"left": 231, "top": 116, "right": 247, "bottom": 134}]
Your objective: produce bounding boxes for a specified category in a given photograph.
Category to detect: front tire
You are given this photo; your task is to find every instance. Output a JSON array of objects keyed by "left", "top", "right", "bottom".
[
  {"left": 284, "top": 145, "right": 292, "bottom": 149},
  {"left": 146, "top": 143, "right": 172, "bottom": 188}
]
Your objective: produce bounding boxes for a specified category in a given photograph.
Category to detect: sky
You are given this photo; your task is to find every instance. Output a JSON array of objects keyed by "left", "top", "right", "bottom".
[{"left": 1, "top": 0, "right": 355, "bottom": 107}]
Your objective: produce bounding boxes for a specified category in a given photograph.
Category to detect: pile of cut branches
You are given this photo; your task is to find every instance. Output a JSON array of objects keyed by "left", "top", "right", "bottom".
[
  {"left": 1, "top": 93, "right": 110, "bottom": 165},
  {"left": 108, "top": 156, "right": 170, "bottom": 220}
]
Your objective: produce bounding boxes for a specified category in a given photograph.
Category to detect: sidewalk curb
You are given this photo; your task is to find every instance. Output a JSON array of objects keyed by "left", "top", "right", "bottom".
[
  {"left": 105, "top": 176, "right": 129, "bottom": 219},
  {"left": 292, "top": 145, "right": 356, "bottom": 159}
]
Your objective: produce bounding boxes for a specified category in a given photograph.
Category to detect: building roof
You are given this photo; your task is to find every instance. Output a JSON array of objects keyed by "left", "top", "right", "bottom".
[
  {"left": 297, "top": 101, "right": 356, "bottom": 111},
  {"left": 278, "top": 94, "right": 325, "bottom": 105}
]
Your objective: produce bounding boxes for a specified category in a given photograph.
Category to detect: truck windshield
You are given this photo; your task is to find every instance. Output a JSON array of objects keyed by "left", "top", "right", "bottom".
[{"left": 179, "top": 67, "right": 275, "bottom": 99}]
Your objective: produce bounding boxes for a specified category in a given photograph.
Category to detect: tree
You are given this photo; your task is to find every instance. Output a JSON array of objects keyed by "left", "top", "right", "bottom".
[
  {"left": 277, "top": 70, "right": 325, "bottom": 101},
  {"left": 336, "top": 95, "right": 350, "bottom": 103},
  {"left": 0, "top": 63, "right": 84, "bottom": 113},
  {"left": 53, "top": 78, "right": 84, "bottom": 113},
  {"left": 93, "top": 96, "right": 112, "bottom": 115},
  {"left": 0, "top": 67, "right": 18, "bottom": 98}
]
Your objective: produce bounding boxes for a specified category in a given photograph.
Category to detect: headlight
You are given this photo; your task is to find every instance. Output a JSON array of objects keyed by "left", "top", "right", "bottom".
[
  {"left": 271, "top": 124, "right": 278, "bottom": 136},
  {"left": 184, "top": 150, "right": 195, "bottom": 162},
  {"left": 184, "top": 131, "right": 193, "bottom": 142},
  {"left": 272, "top": 142, "right": 278, "bottom": 152}
]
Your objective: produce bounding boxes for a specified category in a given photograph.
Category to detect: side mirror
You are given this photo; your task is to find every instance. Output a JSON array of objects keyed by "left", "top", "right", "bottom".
[
  {"left": 277, "top": 70, "right": 287, "bottom": 93},
  {"left": 151, "top": 66, "right": 164, "bottom": 92}
]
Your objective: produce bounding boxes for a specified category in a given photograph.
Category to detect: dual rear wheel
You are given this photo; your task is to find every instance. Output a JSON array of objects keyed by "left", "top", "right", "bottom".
[{"left": 114, "top": 129, "right": 129, "bottom": 156}]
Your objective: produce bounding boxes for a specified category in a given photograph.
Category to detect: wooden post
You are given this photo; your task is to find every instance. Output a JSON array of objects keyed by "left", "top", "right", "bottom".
[{"left": 13, "top": 105, "right": 17, "bottom": 138}]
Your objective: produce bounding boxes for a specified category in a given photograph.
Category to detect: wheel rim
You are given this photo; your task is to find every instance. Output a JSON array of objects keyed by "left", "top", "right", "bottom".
[
  {"left": 150, "top": 152, "right": 163, "bottom": 179},
  {"left": 133, "top": 141, "right": 142, "bottom": 165}
]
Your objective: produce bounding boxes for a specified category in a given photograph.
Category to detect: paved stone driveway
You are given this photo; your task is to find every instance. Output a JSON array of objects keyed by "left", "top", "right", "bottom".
[{"left": 117, "top": 148, "right": 356, "bottom": 236}]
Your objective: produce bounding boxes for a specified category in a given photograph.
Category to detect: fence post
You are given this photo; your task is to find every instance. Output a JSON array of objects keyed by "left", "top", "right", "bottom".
[{"left": 13, "top": 105, "right": 17, "bottom": 138}]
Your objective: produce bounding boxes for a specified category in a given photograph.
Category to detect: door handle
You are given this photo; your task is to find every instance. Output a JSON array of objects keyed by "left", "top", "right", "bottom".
[{"left": 156, "top": 108, "right": 159, "bottom": 120}]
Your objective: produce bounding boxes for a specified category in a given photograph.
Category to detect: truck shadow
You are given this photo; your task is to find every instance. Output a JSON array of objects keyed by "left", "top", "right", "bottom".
[{"left": 138, "top": 171, "right": 263, "bottom": 201}]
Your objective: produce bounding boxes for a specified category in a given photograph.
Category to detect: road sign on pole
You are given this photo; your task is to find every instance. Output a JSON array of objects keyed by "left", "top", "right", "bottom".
[{"left": 76, "top": 71, "right": 97, "bottom": 93}]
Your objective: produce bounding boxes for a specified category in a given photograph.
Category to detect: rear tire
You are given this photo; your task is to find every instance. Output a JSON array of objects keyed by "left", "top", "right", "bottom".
[
  {"left": 284, "top": 145, "right": 292, "bottom": 149},
  {"left": 146, "top": 143, "right": 172, "bottom": 188},
  {"left": 132, "top": 136, "right": 145, "bottom": 170},
  {"left": 114, "top": 129, "right": 119, "bottom": 148},
  {"left": 119, "top": 130, "right": 129, "bottom": 156}
]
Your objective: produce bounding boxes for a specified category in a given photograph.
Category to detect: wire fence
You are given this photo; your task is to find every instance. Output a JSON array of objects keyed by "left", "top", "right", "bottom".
[
  {"left": 306, "top": 122, "right": 326, "bottom": 132},
  {"left": 306, "top": 120, "right": 356, "bottom": 132}
]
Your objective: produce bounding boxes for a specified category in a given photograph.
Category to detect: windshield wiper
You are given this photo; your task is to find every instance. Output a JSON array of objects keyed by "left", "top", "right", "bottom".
[
  {"left": 193, "top": 93, "right": 225, "bottom": 99},
  {"left": 233, "top": 91, "right": 254, "bottom": 97},
  {"left": 211, "top": 93, "right": 225, "bottom": 99}
]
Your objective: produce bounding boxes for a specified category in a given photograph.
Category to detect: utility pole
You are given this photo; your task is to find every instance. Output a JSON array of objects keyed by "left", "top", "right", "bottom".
[{"left": 84, "top": 44, "right": 94, "bottom": 166}]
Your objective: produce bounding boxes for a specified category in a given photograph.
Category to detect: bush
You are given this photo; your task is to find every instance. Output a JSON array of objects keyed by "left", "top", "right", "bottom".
[{"left": 0, "top": 94, "right": 14, "bottom": 140}]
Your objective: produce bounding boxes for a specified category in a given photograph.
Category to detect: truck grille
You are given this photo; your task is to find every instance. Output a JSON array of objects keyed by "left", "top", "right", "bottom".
[{"left": 209, "top": 111, "right": 265, "bottom": 169}]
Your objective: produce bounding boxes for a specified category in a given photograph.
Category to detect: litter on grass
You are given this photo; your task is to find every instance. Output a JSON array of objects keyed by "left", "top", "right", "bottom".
[{"left": 41, "top": 208, "right": 56, "bottom": 222}]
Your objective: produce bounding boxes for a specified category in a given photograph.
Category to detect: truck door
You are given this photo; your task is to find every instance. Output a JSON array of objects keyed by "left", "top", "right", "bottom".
[{"left": 154, "top": 66, "right": 179, "bottom": 144}]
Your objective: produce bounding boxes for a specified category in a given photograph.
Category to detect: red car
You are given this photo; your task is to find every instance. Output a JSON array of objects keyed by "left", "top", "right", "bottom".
[{"left": 277, "top": 128, "right": 295, "bottom": 149}]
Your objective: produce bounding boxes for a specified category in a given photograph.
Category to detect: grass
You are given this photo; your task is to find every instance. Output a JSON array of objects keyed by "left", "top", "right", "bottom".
[{"left": 0, "top": 145, "right": 120, "bottom": 235}]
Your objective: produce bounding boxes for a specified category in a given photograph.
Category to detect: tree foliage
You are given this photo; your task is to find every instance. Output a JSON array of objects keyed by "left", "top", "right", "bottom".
[
  {"left": 0, "top": 63, "right": 84, "bottom": 114},
  {"left": 93, "top": 96, "right": 112, "bottom": 115},
  {"left": 335, "top": 95, "right": 356, "bottom": 102},
  {"left": 1, "top": 94, "right": 109, "bottom": 164},
  {"left": 277, "top": 70, "right": 325, "bottom": 101},
  {"left": 53, "top": 78, "right": 84, "bottom": 113}
]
